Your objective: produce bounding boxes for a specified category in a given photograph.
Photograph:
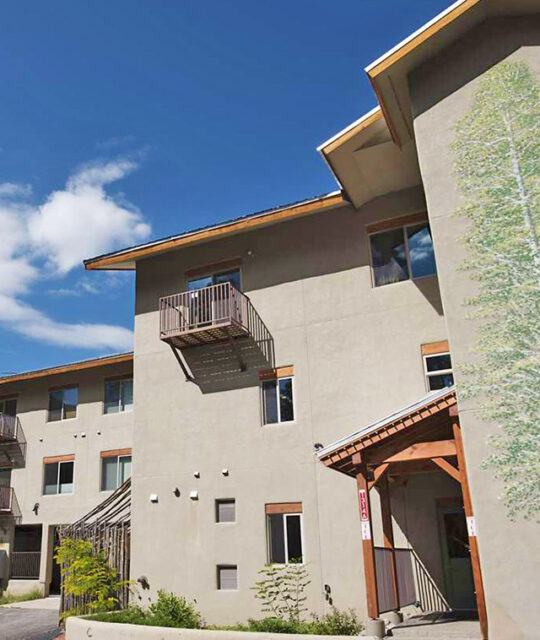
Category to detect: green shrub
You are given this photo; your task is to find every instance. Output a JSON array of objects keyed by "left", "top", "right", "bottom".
[
  {"left": 148, "top": 590, "right": 202, "bottom": 628},
  {"left": 311, "top": 608, "right": 363, "bottom": 635},
  {"left": 253, "top": 561, "right": 310, "bottom": 622},
  {"left": 90, "top": 607, "right": 148, "bottom": 625}
]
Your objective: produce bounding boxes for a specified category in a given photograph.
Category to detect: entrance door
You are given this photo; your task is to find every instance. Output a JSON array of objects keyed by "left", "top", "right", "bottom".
[
  {"left": 49, "top": 528, "right": 62, "bottom": 595},
  {"left": 438, "top": 503, "right": 476, "bottom": 611},
  {"left": 187, "top": 269, "right": 242, "bottom": 328}
]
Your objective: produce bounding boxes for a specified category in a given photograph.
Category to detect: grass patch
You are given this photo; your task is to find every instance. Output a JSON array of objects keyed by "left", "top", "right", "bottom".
[{"left": 0, "top": 588, "right": 43, "bottom": 605}]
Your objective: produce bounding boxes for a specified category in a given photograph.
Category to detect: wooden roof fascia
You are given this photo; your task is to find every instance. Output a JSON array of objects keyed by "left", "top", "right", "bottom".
[
  {"left": 85, "top": 192, "right": 347, "bottom": 271},
  {"left": 0, "top": 353, "right": 134, "bottom": 386}
]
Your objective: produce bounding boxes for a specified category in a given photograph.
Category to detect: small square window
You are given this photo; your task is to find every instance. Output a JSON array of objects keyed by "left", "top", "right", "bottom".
[
  {"left": 424, "top": 353, "right": 454, "bottom": 391},
  {"left": 217, "top": 565, "right": 237, "bottom": 590},
  {"left": 262, "top": 376, "right": 294, "bottom": 425},
  {"left": 216, "top": 499, "right": 236, "bottom": 523}
]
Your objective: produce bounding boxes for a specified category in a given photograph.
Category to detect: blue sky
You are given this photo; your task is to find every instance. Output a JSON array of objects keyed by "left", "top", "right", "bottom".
[{"left": 0, "top": 0, "right": 450, "bottom": 374}]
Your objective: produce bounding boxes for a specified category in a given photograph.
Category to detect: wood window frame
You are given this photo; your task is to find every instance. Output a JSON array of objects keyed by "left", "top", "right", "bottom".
[
  {"left": 43, "top": 456, "right": 75, "bottom": 496},
  {"left": 265, "top": 508, "right": 304, "bottom": 565},
  {"left": 367, "top": 214, "right": 436, "bottom": 288},
  {"left": 100, "top": 449, "right": 132, "bottom": 492},
  {"left": 260, "top": 368, "right": 295, "bottom": 426}
]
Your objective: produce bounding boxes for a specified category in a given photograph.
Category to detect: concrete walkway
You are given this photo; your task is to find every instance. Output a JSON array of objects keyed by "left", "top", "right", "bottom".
[
  {"left": 0, "top": 597, "right": 61, "bottom": 639},
  {"left": 388, "top": 612, "right": 481, "bottom": 639}
]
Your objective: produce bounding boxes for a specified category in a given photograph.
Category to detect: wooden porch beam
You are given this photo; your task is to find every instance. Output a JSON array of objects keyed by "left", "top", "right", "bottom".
[
  {"left": 368, "top": 463, "right": 390, "bottom": 490},
  {"left": 453, "top": 420, "right": 488, "bottom": 640},
  {"left": 431, "top": 456, "right": 461, "bottom": 483},
  {"left": 372, "top": 439, "right": 456, "bottom": 465},
  {"left": 352, "top": 452, "right": 379, "bottom": 619},
  {"left": 379, "top": 476, "right": 399, "bottom": 611}
]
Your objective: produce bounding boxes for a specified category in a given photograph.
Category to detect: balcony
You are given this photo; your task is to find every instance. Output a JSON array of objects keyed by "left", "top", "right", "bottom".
[
  {"left": 0, "top": 486, "right": 22, "bottom": 523},
  {"left": 0, "top": 414, "right": 26, "bottom": 468},
  {"left": 159, "top": 282, "right": 274, "bottom": 390}
]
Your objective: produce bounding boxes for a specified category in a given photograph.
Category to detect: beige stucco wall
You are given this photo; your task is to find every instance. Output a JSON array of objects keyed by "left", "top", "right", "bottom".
[
  {"left": 0, "top": 360, "right": 133, "bottom": 594},
  {"left": 131, "top": 186, "right": 452, "bottom": 624},
  {"left": 409, "top": 15, "right": 540, "bottom": 640}
]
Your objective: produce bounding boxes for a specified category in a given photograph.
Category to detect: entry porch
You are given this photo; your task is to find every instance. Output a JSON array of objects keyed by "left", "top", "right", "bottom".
[{"left": 317, "top": 387, "right": 488, "bottom": 639}]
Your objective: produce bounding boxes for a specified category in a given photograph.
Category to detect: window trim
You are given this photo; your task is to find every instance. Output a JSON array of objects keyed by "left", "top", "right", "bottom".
[
  {"left": 368, "top": 220, "right": 437, "bottom": 288},
  {"left": 266, "top": 510, "right": 304, "bottom": 565},
  {"left": 423, "top": 351, "right": 454, "bottom": 392},
  {"left": 43, "top": 458, "right": 75, "bottom": 496},
  {"left": 103, "top": 377, "right": 134, "bottom": 415},
  {"left": 260, "top": 375, "right": 296, "bottom": 426}
]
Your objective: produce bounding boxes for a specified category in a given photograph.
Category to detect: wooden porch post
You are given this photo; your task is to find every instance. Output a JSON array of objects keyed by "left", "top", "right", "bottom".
[
  {"left": 353, "top": 453, "right": 379, "bottom": 619},
  {"left": 452, "top": 415, "right": 488, "bottom": 640},
  {"left": 380, "top": 475, "right": 400, "bottom": 611}
]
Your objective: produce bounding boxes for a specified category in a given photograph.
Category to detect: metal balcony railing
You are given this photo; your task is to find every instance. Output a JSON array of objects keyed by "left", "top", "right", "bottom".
[
  {"left": 0, "top": 414, "right": 26, "bottom": 468},
  {"left": 159, "top": 282, "right": 274, "bottom": 365},
  {"left": 0, "top": 486, "right": 21, "bottom": 521}
]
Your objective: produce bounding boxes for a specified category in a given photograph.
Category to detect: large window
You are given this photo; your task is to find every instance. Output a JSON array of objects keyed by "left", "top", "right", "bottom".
[
  {"left": 370, "top": 222, "right": 437, "bottom": 287},
  {"left": 0, "top": 397, "right": 17, "bottom": 417},
  {"left": 101, "top": 452, "right": 132, "bottom": 491},
  {"left": 43, "top": 459, "right": 74, "bottom": 495},
  {"left": 262, "top": 376, "right": 294, "bottom": 425},
  {"left": 266, "top": 504, "right": 303, "bottom": 564},
  {"left": 48, "top": 387, "right": 78, "bottom": 422},
  {"left": 104, "top": 378, "right": 133, "bottom": 414},
  {"left": 188, "top": 268, "right": 241, "bottom": 292},
  {"left": 424, "top": 352, "right": 454, "bottom": 391}
]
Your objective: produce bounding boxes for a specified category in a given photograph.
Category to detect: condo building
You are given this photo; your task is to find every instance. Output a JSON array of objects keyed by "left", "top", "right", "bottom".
[{"left": 0, "top": 2, "right": 538, "bottom": 639}]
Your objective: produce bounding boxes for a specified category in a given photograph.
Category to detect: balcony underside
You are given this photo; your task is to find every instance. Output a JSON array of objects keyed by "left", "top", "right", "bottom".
[
  {"left": 0, "top": 440, "right": 26, "bottom": 468},
  {"left": 169, "top": 334, "right": 273, "bottom": 393},
  {"left": 161, "top": 319, "right": 249, "bottom": 349}
]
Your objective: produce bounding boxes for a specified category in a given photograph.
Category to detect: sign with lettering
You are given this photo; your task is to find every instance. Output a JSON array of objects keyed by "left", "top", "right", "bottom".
[
  {"left": 467, "top": 516, "right": 476, "bottom": 537},
  {"left": 361, "top": 521, "right": 371, "bottom": 540},
  {"left": 359, "top": 489, "right": 369, "bottom": 521}
]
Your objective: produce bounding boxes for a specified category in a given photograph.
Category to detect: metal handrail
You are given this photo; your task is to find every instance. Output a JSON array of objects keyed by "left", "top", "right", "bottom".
[
  {"left": 0, "top": 413, "right": 19, "bottom": 440},
  {"left": 0, "top": 485, "right": 13, "bottom": 511}
]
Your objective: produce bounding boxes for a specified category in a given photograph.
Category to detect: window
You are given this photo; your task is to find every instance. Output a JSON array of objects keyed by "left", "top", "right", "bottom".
[
  {"left": 262, "top": 376, "right": 294, "bottom": 425},
  {"left": 370, "top": 222, "right": 437, "bottom": 287},
  {"left": 48, "top": 387, "right": 78, "bottom": 422},
  {"left": 216, "top": 499, "right": 236, "bottom": 523},
  {"left": 43, "top": 459, "right": 74, "bottom": 495},
  {"left": 217, "top": 565, "right": 238, "bottom": 590},
  {"left": 104, "top": 378, "right": 133, "bottom": 414},
  {"left": 0, "top": 397, "right": 17, "bottom": 417},
  {"left": 188, "top": 268, "right": 241, "bottom": 292},
  {"left": 101, "top": 452, "right": 132, "bottom": 491},
  {"left": 266, "top": 504, "right": 303, "bottom": 564},
  {"left": 424, "top": 352, "right": 454, "bottom": 391}
]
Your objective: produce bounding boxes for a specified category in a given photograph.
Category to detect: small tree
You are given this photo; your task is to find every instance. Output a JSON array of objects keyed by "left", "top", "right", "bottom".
[
  {"left": 253, "top": 561, "right": 310, "bottom": 622},
  {"left": 55, "top": 538, "right": 131, "bottom": 619}
]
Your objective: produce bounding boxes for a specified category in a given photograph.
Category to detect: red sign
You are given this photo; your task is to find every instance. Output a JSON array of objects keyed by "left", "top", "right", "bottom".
[{"left": 359, "top": 489, "right": 369, "bottom": 521}]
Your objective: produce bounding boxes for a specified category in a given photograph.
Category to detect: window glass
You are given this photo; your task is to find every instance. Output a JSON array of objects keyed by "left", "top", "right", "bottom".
[
  {"left": 48, "top": 391, "right": 63, "bottom": 422},
  {"left": 121, "top": 380, "right": 133, "bottom": 412},
  {"left": 216, "top": 499, "right": 236, "bottom": 523},
  {"left": 262, "top": 380, "right": 278, "bottom": 425},
  {"left": 0, "top": 398, "right": 17, "bottom": 417},
  {"left": 62, "top": 388, "right": 78, "bottom": 420},
  {"left": 407, "top": 224, "right": 437, "bottom": 278},
  {"left": 104, "top": 381, "right": 121, "bottom": 414},
  {"left": 0, "top": 468, "right": 11, "bottom": 487},
  {"left": 59, "top": 461, "right": 74, "bottom": 494},
  {"left": 217, "top": 565, "right": 238, "bottom": 590},
  {"left": 101, "top": 457, "right": 118, "bottom": 491},
  {"left": 426, "top": 354, "right": 452, "bottom": 372},
  {"left": 370, "top": 228, "right": 408, "bottom": 287},
  {"left": 213, "top": 269, "right": 241, "bottom": 291},
  {"left": 267, "top": 513, "right": 286, "bottom": 564},
  {"left": 187, "top": 275, "right": 213, "bottom": 291},
  {"left": 43, "top": 463, "right": 59, "bottom": 495},
  {"left": 286, "top": 514, "right": 303, "bottom": 562},
  {"left": 278, "top": 378, "right": 294, "bottom": 422},
  {"left": 428, "top": 373, "right": 455, "bottom": 391},
  {"left": 119, "top": 456, "right": 132, "bottom": 485}
]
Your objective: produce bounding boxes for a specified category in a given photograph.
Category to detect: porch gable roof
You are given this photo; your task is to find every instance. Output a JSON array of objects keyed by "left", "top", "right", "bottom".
[{"left": 317, "top": 386, "right": 456, "bottom": 475}]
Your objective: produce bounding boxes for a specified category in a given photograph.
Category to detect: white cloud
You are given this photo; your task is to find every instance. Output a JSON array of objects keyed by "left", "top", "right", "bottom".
[
  {"left": 0, "top": 159, "right": 151, "bottom": 351},
  {"left": 29, "top": 159, "right": 150, "bottom": 274}
]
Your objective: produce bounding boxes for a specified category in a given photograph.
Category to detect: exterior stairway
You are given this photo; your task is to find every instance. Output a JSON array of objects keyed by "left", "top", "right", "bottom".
[{"left": 386, "top": 613, "right": 481, "bottom": 639}]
